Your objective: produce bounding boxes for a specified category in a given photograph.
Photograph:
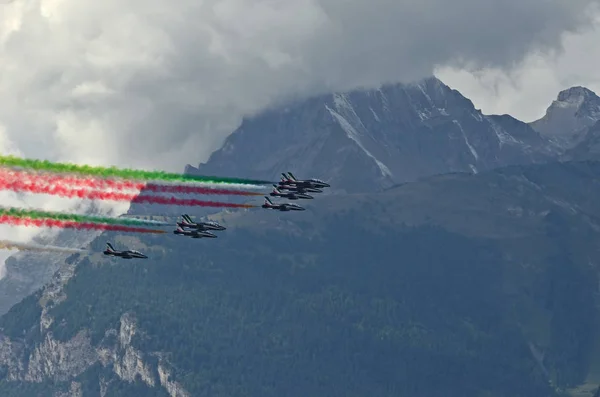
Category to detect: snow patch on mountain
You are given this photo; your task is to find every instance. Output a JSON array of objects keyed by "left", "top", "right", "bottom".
[
  {"left": 325, "top": 102, "right": 392, "bottom": 177},
  {"left": 370, "top": 107, "right": 380, "bottom": 122},
  {"left": 452, "top": 120, "right": 478, "bottom": 160},
  {"left": 487, "top": 118, "right": 520, "bottom": 145},
  {"left": 416, "top": 82, "right": 434, "bottom": 105}
]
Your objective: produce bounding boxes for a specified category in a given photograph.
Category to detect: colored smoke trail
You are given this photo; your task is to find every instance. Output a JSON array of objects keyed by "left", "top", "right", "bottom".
[
  {"left": 0, "top": 239, "right": 87, "bottom": 254},
  {"left": 0, "top": 207, "right": 172, "bottom": 227},
  {"left": 0, "top": 169, "right": 263, "bottom": 196},
  {"left": 144, "top": 183, "right": 264, "bottom": 196},
  {"left": 0, "top": 215, "right": 167, "bottom": 234},
  {"left": 119, "top": 217, "right": 172, "bottom": 225},
  {"left": 0, "top": 176, "right": 256, "bottom": 208},
  {"left": 0, "top": 155, "right": 273, "bottom": 186}
]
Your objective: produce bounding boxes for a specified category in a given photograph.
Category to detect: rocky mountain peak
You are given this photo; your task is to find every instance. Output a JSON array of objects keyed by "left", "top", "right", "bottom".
[
  {"left": 187, "top": 77, "right": 554, "bottom": 194},
  {"left": 556, "top": 86, "right": 598, "bottom": 105},
  {"left": 530, "top": 86, "right": 600, "bottom": 147}
]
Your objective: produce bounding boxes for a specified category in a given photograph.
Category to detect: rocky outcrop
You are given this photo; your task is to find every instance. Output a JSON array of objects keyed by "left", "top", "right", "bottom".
[
  {"left": 25, "top": 331, "right": 97, "bottom": 382},
  {"left": 0, "top": 311, "right": 189, "bottom": 396}
]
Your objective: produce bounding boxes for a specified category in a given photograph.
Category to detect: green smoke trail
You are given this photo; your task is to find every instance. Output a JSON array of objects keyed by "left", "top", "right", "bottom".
[
  {"left": 0, "top": 207, "right": 171, "bottom": 227},
  {"left": 0, "top": 155, "right": 273, "bottom": 186}
]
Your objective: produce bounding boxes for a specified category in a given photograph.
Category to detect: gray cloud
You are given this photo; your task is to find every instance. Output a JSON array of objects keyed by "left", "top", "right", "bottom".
[
  {"left": 438, "top": 14, "right": 600, "bottom": 121},
  {"left": 0, "top": 0, "right": 598, "bottom": 172}
]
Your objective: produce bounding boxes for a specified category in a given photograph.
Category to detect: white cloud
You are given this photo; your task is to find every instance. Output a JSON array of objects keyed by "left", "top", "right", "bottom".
[
  {"left": 0, "top": 115, "right": 130, "bottom": 279},
  {"left": 436, "top": 15, "right": 600, "bottom": 122},
  {"left": 0, "top": 188, "right": 130, "bottom": 280},
  {"left": 1, "top": 0, "right": 598, "bottom": 169},
  {"left": 0, "top": 0, "right": 599, "bottom": 278}
]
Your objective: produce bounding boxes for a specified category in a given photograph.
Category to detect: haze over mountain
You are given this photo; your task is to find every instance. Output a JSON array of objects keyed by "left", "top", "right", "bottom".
[{"left": 1, "top": 79, "right": 600, "bottom": 396}]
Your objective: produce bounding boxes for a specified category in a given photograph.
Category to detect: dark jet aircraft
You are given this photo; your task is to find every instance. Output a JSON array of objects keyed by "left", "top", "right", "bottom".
[
  {"left": 173, "top": 225, "right": 217, "bottom": 238},
  {"left": 103, "top": 242, "right": 148, "bottom": 259},
  {"left": 277, "top": 176, "right": 323, "bottom": 193},
  {"left": 262, "top": 196, "right": 305, "bottom": 211},
  {"left": 177, "top": 214, "right": 226, "bottom": 231},
  {"left": 279, "top": 172, "right": 330, "bottom": 189},
  {"left": 270, "top": 185, "right": 313, "bottom": 200}
]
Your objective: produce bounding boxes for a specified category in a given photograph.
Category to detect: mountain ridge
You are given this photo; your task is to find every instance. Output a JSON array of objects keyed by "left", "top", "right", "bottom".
[{"left": 187, "top": 76, "right": 557, "bottom": 193}]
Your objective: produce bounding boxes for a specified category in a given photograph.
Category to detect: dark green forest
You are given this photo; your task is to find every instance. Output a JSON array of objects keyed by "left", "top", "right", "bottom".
[{"left": 1, "top": 161, "right": 600, "bottom": 396}]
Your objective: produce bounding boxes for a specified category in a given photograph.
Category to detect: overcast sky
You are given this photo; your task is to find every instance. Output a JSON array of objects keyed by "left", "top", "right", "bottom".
[
  {"left": 0, "top": 0, "right": 599, "bottom": 171},
  {"left": 0, "top": 0, "right": 599, "bottom": 276}
]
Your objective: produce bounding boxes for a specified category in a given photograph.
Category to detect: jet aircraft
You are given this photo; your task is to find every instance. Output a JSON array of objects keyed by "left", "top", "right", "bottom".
[
  {"left": 277, "top": 176, "right": 323, "bottom": 193},
  {"left": 262, "top": 196, "right": 305, "bottom": 211},
  {"left": 173, "top": 225, "right": 217, "bottom": 238},
  {"left": 103, "top": 242, "right": 148, "bottom": 259},
  {"left": 270, "top": 185, "right": 313, "bottom": 200},
  {"left": 279, "top": 172, "right": 330, "bottom": 189},
  {"left": 177, "top": 214, "right": 226, "bottom": 231}
]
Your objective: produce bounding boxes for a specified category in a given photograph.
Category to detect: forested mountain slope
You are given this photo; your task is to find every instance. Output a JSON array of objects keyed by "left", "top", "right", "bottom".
[{"left": 1, "top": 161, "right": 600, "bottom": 396}]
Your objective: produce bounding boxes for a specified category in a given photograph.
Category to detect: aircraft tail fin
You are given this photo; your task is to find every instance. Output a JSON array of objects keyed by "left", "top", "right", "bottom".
[
  {"left": 287, "top": 172, "right": 297, "bottom": 181},
  {"left": 264, "top": 196, "right": 273, "bottom": 205},
  {"left": 105, "top": 242, "right": 115, "bottom": 252}
]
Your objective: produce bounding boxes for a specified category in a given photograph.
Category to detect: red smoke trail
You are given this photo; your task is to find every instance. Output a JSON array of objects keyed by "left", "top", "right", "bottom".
[
  {"left": 0, "top": 169, "right": 261, "bottom": 196},
  {"left": 0, "top": 215, "right": 166, "bottom": 234},
  {"left": 0, "top": 176, "right": 256, "bottom": 208},
  {"left": 0, "top": 168, "right": 139, "bottom": 190}
]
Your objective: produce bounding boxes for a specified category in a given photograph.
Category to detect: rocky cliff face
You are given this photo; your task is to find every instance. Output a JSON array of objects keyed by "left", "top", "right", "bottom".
[
  {"left": 188, "top": 77, "right": 557, "bottom": 193},
  {"left": 0, "top": 255, "right": 189, "bottom": 396},
  {"left": 0, "top": 229, "right": 102, "bottom": 316},
  {"left": 563, "top": 120, "right": 600, "bottom": 161}
]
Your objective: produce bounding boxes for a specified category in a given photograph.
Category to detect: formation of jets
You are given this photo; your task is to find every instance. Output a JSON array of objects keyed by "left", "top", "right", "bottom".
[
  {"left": 262, "top": 172, "right": 330, "bottom": 211},
  {"left": 106, "top": 172, "right": 330, "bottom": 259},
  {"left": 173, "top": 213, "right": 224, "bottom": 238}
]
